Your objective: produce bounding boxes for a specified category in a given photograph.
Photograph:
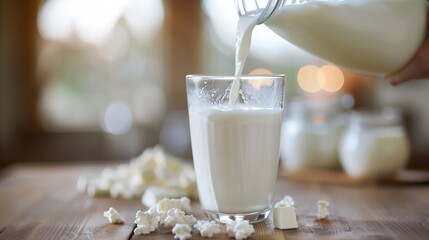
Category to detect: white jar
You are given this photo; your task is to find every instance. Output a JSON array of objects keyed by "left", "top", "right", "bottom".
[
  {"left": 280, "top": 97, "right": 346, "bottom": 172},
  {"left": 339, "top": 110, "right": 410, "bottom": 179}
]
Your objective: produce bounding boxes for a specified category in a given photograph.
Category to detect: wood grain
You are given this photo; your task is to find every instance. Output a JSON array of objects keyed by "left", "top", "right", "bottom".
[
  {"left": 0, "top": 164, "right": 141, "bottom": 240},
  {"left": 0, "top": 163, "right": 428, "bottom": 240}
]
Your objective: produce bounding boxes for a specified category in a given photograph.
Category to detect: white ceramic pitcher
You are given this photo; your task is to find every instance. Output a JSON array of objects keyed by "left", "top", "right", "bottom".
[{"left": 236, "top": 0, "right": 427, "bottom": 77}]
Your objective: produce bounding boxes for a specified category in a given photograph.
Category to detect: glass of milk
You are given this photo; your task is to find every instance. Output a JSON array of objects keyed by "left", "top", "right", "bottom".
[
  {"left": 339, "top": 108, "right": 410, "bottom": 179},
  {"left": 186, "top": 74, "right": 285, "bottom": 223}
]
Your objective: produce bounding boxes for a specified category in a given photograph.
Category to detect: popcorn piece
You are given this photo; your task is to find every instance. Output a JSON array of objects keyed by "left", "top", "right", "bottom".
[
  {"left": 226, "top": 220, "right": 255, "bottom": 240},
  {"left": 157, "top": 197, "right": 192, "bottom": 214},
  {"left": 172, "top": 223, "right": 192, "bottom": 240},
  {"left": 316, "top": 200, "right": 330, "bottom": 220},
  {"left": 134, "top": 225, "right": 154, "bottom": 235},
  {"left": 129, "top": 169, "right": 156, "bottom": 188},
  {"left": 142, "top": 186, "right": 187, "bottom": 208},
  {"left": 86, "top": 178, "right": 110, "bottom": 197},
  {"left": 273, "top": 206, "right": 298, "bottom": 230},
  {"left": 76, "top": 176, "right": 89, "bottom": 193},
  {"left": 134, "top": 209, "right": 160, "bottom": 234},
  {"left": 164, "top": 208, "right": 197, "bottom": 228},
  {"left": 143, "top": 206, "right": 168, "bottom": 225},
  {"left": 101, "top": 167, "right": 118, "bottom": 182},
  {"left": 115, "top": 164, "right": 132, "bottom": 179},
  {"left": 109, "top": 181, "right": 137, "bottom": 199},
  {"left": 103, "top": 207, "right": 125, "bottom": 224},
  {"left": 274, "top": 195, "right": 295, "bottom": 208},
  {"left": 194, "top": 220, "right": 222, "bottom": 238}
]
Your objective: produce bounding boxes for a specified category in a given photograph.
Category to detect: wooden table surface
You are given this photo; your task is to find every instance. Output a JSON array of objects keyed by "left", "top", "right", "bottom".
[{"left": 0, "top": 163, "right": 428, "bottom": 240}]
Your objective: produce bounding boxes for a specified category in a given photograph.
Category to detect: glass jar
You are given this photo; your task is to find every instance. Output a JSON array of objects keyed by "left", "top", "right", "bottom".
[
  {"left": 339, "top": 109, "right": 410, "bottom": 179},
  {"left": 280, "top": 95, "right": 347, "bottom": 172},
  {"left": 235, "top": 0, "right": 427, "bottom": 76}
]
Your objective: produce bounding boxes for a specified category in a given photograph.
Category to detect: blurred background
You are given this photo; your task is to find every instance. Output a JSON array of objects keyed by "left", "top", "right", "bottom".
[{"left": 0, "top": 0, "right": 428, "bottom": 170}]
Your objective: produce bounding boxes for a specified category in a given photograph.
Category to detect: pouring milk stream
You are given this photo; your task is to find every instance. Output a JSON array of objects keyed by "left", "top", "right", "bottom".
[{"left": 229, "top": 15, "right": 259, "bottom": 104}]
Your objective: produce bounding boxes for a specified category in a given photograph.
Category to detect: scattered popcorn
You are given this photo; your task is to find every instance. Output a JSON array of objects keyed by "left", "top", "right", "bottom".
[
  {"left": 134, "top": 209, "right": 160, "bottom": 234},
  {"left": 157, "top": 197, "right": 192, "bottom": 214},
  {"left": 316, "top": 200, "right": 330, "bottom": 220},
  {"left": 273, "top": 206, "right": 298, "bottom": 230},
  {"left": 103, "top": 207, "right": 125, "bottom": 224},
  {"left": 226, "top": 220, "right": 255, "bottom": 240},
  {"left": 142, "top": 186, "right": 187, "bottom": 208},
  {"left": 274, "top": 195, "right": 295, "bottom": 208},
  {"left": 77, "top": 146, "right": 197, "bottom": 201},
  {"left": 163, "top": 208, "right": 197, "bottom": 228},
  {"left": 172, "top": 224, "right": 192, "bottom": 240},
  {"left": 194, "top": 220, "right": 222, "bottom": 238}
]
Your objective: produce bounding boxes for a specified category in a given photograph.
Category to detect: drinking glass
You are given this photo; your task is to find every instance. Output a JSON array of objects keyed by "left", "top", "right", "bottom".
[{"left": 186, "top": 74, "right": 285, "bottom": 223}]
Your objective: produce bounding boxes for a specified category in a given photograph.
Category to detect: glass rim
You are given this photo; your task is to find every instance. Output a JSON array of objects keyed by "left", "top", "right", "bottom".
[{"left": 186, "top": 74, "right": 285, "bottom": 80}]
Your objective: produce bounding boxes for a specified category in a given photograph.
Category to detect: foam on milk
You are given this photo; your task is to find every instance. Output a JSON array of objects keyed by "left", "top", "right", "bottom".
[
  {"left": 265, "top": 0, "right": 426, "bottom": 76},
  {"left": 189, "top": 108, "right": 282, "bottom": 213}
]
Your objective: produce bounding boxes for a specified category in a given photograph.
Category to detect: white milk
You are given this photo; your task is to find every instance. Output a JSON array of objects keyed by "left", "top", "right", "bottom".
[
  {"left": 339, "top": 126, "right": 410, "bottom": 179},
  {"left": 189, "top": 108, "right": 282, "bottom": 213},
  {"left": 265, "top": 0, "right": 427, "bottom": 76},
  {"left": 229, "top": 16, "right": 259, "bottom": 105}
]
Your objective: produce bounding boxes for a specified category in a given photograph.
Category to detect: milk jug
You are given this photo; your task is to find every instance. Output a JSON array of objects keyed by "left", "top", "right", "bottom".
[
  {"left": 236, "top": 0, "right": 427, "bottom": 77},
  {"left": 339, "top": 109, "right": 410, "bottom": 179}
]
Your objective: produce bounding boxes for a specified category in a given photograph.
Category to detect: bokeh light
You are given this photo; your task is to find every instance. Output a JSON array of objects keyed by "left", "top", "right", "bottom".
[
  {"left": 123, "top": 0, "right": 164, "bottom": 43},
  {"left": 319, "top": 65, "right": 344, "bottom": 92},
  {"left": 38, "top": 0, "right": 75, "bottom": 41},
  {"left": 103, "top": 102, "right": 133, "bottom": 135},
  {"left": 249, "top": 68, "right": 273, "bottom": 75},
  {"left": 249, "top": 68, "right": 274, "bottom": 90},
  {"left": 298, "top": 65, "right": 344, "bottom": 93},
  {"left": 297, "top": 65, "right": 321, "bottom": 92}
]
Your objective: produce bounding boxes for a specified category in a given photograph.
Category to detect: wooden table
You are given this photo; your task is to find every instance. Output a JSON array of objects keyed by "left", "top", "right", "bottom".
[{"left": 0, "top": 163, "right": 428, "bottom": 240}]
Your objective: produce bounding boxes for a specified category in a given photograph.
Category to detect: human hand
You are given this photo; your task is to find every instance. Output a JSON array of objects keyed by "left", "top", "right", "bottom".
[
  {"left": 387, "top": 8, "right": 429, "bottom": 86},
  {"left": 387, "top": 38, "right": 429, "bottom": 85}
]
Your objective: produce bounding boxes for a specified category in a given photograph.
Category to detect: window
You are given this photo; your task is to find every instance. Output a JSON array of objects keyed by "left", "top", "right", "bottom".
[{"left": 37, "top": 0, "right": 166, "bottom": 133}]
